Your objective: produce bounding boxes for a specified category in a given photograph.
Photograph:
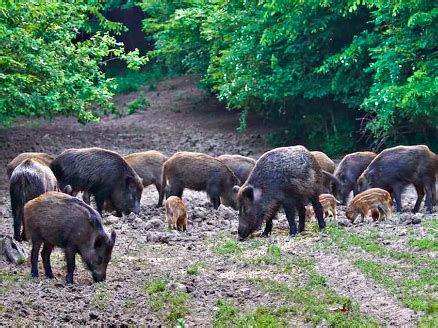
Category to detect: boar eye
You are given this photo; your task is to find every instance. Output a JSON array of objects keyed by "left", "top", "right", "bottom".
[{"left": 94, "top": 237, "right": 104, "bottom": 249}]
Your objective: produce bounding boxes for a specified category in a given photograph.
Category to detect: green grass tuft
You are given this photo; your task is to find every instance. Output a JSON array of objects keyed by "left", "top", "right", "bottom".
[
  {"left": 212, "top": 239, "right": 242, "bottom": 255},
  {"left": 127, "top": 96, "right": 150, "bottom": 114}
]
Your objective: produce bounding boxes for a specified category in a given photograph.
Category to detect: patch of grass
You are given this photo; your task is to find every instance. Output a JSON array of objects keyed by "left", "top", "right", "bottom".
[
  {"left": 94, "top": 282, "right": 111, "bottom": 309},
  {"left": 255, "top": 278, "right": 379, "bottom": 327},
  {"left": 408, "top": 238, "right": 438, "bottom": 251},
  {"left": 213, "top": 300, "right": 292, "bottom": 328},
  {"left": 186, "top": 262, "right": 205, "bottom": 275},
  {"left": 143, "top": 279, "right": 190, "bottom": 325},
  {"left": 212, "top": 239, "right": 242, "bottom": 255},
  {"left": 127, "top": 96, "right": 150, "bottom": 114}
]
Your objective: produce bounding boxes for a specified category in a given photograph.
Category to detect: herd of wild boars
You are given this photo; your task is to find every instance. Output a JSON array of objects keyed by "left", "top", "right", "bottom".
[{"left": 5, "top": 144, "right": 438, "bottom": 285}]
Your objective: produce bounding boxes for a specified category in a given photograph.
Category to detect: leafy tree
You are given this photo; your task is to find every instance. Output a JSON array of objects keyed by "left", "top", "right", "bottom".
[
  {"left": 0, "top": 0, "right": 147, "bottom": 125},
  {"left": 143, "top": 0, "right": 437, "bottom": 153}
]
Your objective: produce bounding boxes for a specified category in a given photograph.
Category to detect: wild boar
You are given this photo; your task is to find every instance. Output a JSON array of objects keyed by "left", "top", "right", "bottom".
[
  {"left": 9, "top": 159, "right": 57, "bottom": 241},
  {"left": 357, "top": 145, "right": 438, "bottom": 213},
  {"left": 124, "top": 150, "right": 168, "bottom": 207},
  {"left": 24, "top": 192, "right": 116, "bottom": 286},
  {"left": 50, "top": 147, "right": 143, "bottom": 216},
  {"left": 165, "top": 196, "right": 188, "bottom": 231},
  {"left": 216, "top": 154, "right": 256, "bottom": 185},
  {"left": 311, "top": 151, "right": 335, "bottom": 193},
  {"left": 330, "top": 151, "right": 377, "bottom": 204},
  {"left": 234, "top": 146, "right": 326, "bottom": 240},
  {"left": 370, "top": 207, "right": 381, "bottom": 221},
  {"left": 305, "top": 194, "right": 339, "bottom": 222},
  {"left": 346, "top": 188, "right": 392, "bottom": 222},
  {"left": 161, "top": 152, "right": 240, "bottom": 209},
  {"left": 6, "top": 152, "right": 53, "bottom": 179}
]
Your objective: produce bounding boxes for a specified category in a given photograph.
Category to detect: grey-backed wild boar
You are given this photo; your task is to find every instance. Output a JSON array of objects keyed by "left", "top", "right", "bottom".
[
  {"left": 9, "top": 159, "right": 57, "bottom": 241},
  {"left": 165, "top": 196, "right": 188, "bottom": 231},
  {"left": 311, "top": 151, "right": 335, "bottom": 193},
  {"left": 331, "top": 151, "right": 377, "bottom": 204},
  {"left": 124, "top": 150, "right": 168, "bottom": 207},
  {"left": 50, "top": 147, "right": 143, "bottom": 216},
  {"left": 357, "top": 145, "right": 437, "bottom": 213},
  {"left": 217, "top": 154, "right": 256, "bottom": 185},
  {"left": 161, "top": 152, "right": 240, "bottom": 209},
  {"left": 24, "top": 192, "right": 116, "bottom": 286},
  {"left": 234, "top": 146, "right": 326, "bottom": 240},
  {"left": 7, "top": 152, "right": 53, "bottom": 179}
]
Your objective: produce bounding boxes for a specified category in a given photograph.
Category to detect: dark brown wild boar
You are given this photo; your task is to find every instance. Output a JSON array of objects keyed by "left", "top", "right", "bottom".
[
  {"left": 50, "top": 147, "right": 143, "bottom": 216},
  {"left": 161, "top": 152, "right": 240, "bottom": 209},
  {"left": 217, "top": 154, "right": 256, "bottom": 185},
  {"left": 234, "top": 146, "right": 326, "bottom": 240},
  {"left": 357, "top": 145, "right": 438, "bottom": 213},
  {"left": 311, "top": 151, "right": 335, "bottom": 193},
  {"left": 124, "top": 150, "right": 168, "bottom": 207},
  {"left": 9, "top": 159, "right": 57, "bottom": 241},
  {"left": 24, "top": 192, "right": 116, "bottom": 286},
  {"left": 330, "top": 151, "right": 377, "bottom": 204},
  {"left": 7, "top": 152, "right": 53, "bottom": 179},
  {"left": 165, "top": 196, "right": 188, "bottom": 231}
]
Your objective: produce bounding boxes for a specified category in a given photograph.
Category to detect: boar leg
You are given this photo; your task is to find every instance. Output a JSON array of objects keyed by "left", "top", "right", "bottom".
[
  {"left": 65, "top": 247, "right": 76, "bottom": 286},
  {"left": 94, "top": 193, "right": 105, "bottom": 215},
  {"left": 283, "top": 203, "right": 297, "bottom": 236},
  {"left": 352, "top": 182, "right": 359, "bottom": 197},
  {"left": 212, "top": 197, "right": 221, "bottom": 210},
  {"left": 392, "top": 185, "right": 403, "bottom": 212},
  {"left": 41, "top": 243, "right": 55, "bottom": 279},
  {"left": 31, "top": 239, "right": 43, "bottom": 278},
  {"left": 413, "top": 184, "right": 425, "bottom": 213},
  {"left": 298, "top": 205, "right": 306, "bottom": 233},
  {"left": 155, "top": 183, "right": 163, "bottom": 207},
  {"left": 11, "top": 203, "right": 22, "bottom": 242},
  {"left": 311, "top": 197, "right": 326, "bottom": 230},
  {"left": 261, "top": 218, "right": 273, "bottom": 237},
  {"left": 424, "top": 181, "right": 434, "bottom": 213}
]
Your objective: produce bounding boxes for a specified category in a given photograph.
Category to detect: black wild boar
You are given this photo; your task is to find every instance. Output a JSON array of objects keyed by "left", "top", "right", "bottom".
[
  {"left": 357, "top": 145, "right": 438, "bottom": 213},
  {"left": 234, "top": 146, "right": 326, "bottom": 240},
  {"left": 217, "top": 154, "right": 256, "bottom": 185},
  {"left": 124, "top": 150, "right": 168, "bottom": 207},
  {"left": 161, "top": 152, "right": 240, "bottom": 209},
  {"left": 9, "top": 159, "right": 57, "bottom": 241},
  {"left": 311, "top": 151, "right": 335, "bottom": 193},
  {"left": 24, "top": 192, "right": 116, "bottom": 285},
  {"left": 331, "top": 151, "right": 377, "bottom": 204},
  {"left": 50, "top": 147, "right": 143, "bottom": 216},
  {"left": 7, "top": 152, "right": 53, "bottom": 179}
]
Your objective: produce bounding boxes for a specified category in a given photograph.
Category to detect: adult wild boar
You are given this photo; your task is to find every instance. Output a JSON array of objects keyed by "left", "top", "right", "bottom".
[
  {"left": 331, "top": 151, "right": 377, "bottom": 204},
  {"left": 6, "top": 152, "right": 53, "bottom": 179},
  {"left": 311, "top": 151, "right": 335, "bottom": 193},
  {"left": 161, "top": 152, "right": 240, "bottom": 209},
  {"left": 124, "top": 150, "right": 168, "bottom": 207},
  {"left": 9, "top": 159, "right": 57, "bottom": 241},
  {"left": 24, "top": 192, "right": 116, "bottom": 285},
  {"left": 50, "top": 147, "right": 143, "bottom": 216},
  {"left": 235, "top": 146, "right": 326, "bottom": 240},
  {"left": 357, "top": 145, "right": 437, "bottom": 213},
  {"left": 217, "top": 154, "right": 256, "bottom": 185}
]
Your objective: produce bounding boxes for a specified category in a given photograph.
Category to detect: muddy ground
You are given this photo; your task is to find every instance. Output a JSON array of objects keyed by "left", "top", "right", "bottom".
[{"left": 0, "top": 76, "right": 436, "bottom": 327}]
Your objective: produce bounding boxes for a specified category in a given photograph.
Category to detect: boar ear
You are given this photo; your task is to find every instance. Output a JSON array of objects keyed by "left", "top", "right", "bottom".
[
  {"left": 110, "top": 230, "right": 116, "bottom": 246},
  {"left": 242, "top": 186, "right": 254, "bottom": 201},
  {"left": 233, "top": 185, "right": 240, "bottom": 195}
]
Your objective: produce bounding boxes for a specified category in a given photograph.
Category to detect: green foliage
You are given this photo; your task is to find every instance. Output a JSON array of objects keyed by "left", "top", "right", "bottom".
[
  {"left": 408, "top": 238, "right": 438, "bottom": 251},
  {"left": 0, "top": 0, "right": 147, "bottom": 125},
  {"left": 212, "top": 239, "right": 242, "bottom": 255},
  {"left": 127, "top": 96, "right": 150, "bottom": 114},
  {"left": 186, "top": 262, "right": 205, "bottom": 275},
  {"left": 143, "top": 0, "right": 437, "bottom": 153}
]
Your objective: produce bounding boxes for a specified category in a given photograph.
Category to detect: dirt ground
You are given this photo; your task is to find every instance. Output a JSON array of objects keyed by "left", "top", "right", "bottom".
[{"left": 0, "top": 75, "right": 436, "bottom": 327}]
